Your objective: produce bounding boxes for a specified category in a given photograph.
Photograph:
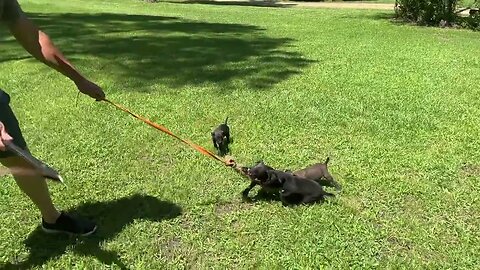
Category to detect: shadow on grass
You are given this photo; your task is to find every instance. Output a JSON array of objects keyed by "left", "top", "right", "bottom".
[
  {"left": 1, "top": 12, "right": 314, "bottom": 92},
  {"left": 1, "top": 194, "right": 182, "bottom": 269},
  {"left": 251, "top": 189, "right": 282, "bottom": 201},
  {"left": 242, "top": 188, "right": 337, "bottom": 206},
  {"left": 167, "top": 0, "right": 297, "bottom": 8},
  {"left": 339, "top": 11, "right": 396, "bottom": 21}
]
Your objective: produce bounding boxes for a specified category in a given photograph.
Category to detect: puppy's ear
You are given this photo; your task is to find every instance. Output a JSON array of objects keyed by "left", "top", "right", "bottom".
[
  {"left": 265, "top": 170, "right": 273, "bottom": 181},
  {"left": 266, "top": 170, "right": 277, "bottom": 181}
]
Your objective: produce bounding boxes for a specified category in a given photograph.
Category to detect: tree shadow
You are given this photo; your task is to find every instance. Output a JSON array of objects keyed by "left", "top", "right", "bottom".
[
  {"left": 339, "top": 11, "right": 396, "bottom": 21},
  {"left": 0, "top": 194, "right": 182, "bottom": 269},
  {"left": 332, "top": 0, "right": 391, "bottom": 1},
  {"left": 168, "top": 0, "right": 297, "bottom": 8},
  {"left": 1, "top": 12, "right": 314, "bottom": 92}
]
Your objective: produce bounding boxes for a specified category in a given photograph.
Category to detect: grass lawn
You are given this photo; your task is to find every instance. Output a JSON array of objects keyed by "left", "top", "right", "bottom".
[
  {"left": 1, "top": 0, "right": 479, "bottom": 268},
  {"left": 312, "top": 0, "right": 396, "bottom": 3}
]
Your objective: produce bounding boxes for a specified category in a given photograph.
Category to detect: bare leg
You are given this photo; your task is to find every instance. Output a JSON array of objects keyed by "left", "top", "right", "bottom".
[{"left": 0, "top": 156, "right": 60, "bottom": 223}]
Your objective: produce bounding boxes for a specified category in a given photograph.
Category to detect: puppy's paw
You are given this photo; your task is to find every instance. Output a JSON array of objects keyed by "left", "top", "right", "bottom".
[{"left": 241, "top": 194, "right": 254, "bottom": 203}]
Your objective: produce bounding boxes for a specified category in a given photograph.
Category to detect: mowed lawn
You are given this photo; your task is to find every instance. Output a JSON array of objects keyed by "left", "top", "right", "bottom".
[{"left": 1, "top": 0, "right": 479, "bottom": 269}]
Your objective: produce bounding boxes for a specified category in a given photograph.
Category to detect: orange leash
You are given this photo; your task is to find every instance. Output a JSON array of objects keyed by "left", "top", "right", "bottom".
[{"left": 103, "top": 99, "right": 236, "bottom": 167}]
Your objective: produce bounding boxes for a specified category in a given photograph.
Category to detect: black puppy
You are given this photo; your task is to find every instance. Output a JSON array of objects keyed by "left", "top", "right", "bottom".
[
  {"left": 241, "top": 161, "right": 281, "bottom": 199},
  {"left": 291, "top": 157, "right": 342, "bottom": 191},
  {"left": 265, "top": 169, "right": 335, "bottom": 206},
  {"left": 241, "top": 160, "right": 328, "bottom": 198},
  {"left": 211, "top": 117, "right": 231, "bottom": 156}
]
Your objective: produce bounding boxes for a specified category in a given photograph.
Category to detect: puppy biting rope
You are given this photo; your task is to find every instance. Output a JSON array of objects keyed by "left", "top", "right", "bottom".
[{"left": 103, "top": 99, "right": 248, "bottom": 176}]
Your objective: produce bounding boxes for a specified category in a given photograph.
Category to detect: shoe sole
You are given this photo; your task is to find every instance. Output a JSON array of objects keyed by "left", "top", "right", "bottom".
[{"left": 41, "top": 225, "right": 98, "bottom": 236}]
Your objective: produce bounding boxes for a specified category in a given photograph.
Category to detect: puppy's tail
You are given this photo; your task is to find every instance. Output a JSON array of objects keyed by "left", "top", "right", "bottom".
[
  {"left": 224, "top": 117, "right": 229, "bottom": 125},
  {"left": 325, "top": 157, "right": 330, "bottom": 165}
]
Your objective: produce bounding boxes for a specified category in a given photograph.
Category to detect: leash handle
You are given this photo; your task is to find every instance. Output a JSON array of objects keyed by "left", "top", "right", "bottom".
[{"left": 103, "top": 99, "right": 234, "bottom": 167}]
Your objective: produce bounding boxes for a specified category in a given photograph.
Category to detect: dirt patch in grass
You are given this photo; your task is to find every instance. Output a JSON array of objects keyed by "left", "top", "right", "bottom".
[
  {"left": 161, "top": 236, "right": 183, "bottom": 260},
  {"left": 214, "top": 201, "right": 253, "bottom": 216},
  {"left": 387, "top": 236, "right": 413, "bottom": 252},
  {"left": 341, "top": 196, "right": 365, "bottom": 214},
  {"left": 460, "top": 163, "right": 480, "bottom": 177}
]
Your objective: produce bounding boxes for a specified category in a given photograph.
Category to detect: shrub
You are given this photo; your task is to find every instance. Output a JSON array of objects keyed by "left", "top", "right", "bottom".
[
  {"left": 395, "top": 0, "right": 458, "bottom": 26},
  {"left": 458, "top": 8, "right": 480, "bottom": 30}
]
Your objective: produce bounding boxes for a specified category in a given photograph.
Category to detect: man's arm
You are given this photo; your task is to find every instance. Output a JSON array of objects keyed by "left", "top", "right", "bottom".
[
  {"left": 5, "top": 4, "right": 105, "bottom": 100},
  {"left": 9, "top": 16, "right": 85, "bottom": 83}
]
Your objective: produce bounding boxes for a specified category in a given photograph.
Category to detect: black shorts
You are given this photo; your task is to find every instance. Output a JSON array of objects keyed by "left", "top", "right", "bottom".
[{"left": 0, "top": 91, "right": 27, "bottom": 158}]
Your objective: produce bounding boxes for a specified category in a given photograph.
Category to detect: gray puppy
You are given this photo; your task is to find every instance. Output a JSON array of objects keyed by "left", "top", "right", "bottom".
[{"left": 291, "top": 157, "right": 342, "bottom": 191}]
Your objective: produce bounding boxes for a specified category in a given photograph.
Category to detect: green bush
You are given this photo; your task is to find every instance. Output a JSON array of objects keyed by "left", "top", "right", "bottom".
[
  {"left": 395, "top": 0, "right": 458, "bottom": 26},
  {"left": 458, "top": 8, "right": 480, "bottom": 30}
]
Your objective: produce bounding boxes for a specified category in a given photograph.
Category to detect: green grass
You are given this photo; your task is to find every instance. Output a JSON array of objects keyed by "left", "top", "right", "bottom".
[
  {"left": 460, "top": 0, "right": 478, "bottom": 7},
  {"left": 1, "top": 0, "right": 480, "bottom": 268},
  {"left": 313, "top": 0, "right": 396, "bottom": 3}
]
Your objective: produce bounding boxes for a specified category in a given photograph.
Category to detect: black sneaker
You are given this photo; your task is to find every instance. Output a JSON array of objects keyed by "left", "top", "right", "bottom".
[{"left": 41, "top": 212, "right": 97, "bottom": 236}]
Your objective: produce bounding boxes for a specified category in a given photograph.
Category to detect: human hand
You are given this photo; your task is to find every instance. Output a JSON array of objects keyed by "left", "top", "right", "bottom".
[
  {"left": 0, "top": 121, "right": 13, "bottom": 151},
  {"left": 75, "top": 78, "right": 106, "bottom": 101}
]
